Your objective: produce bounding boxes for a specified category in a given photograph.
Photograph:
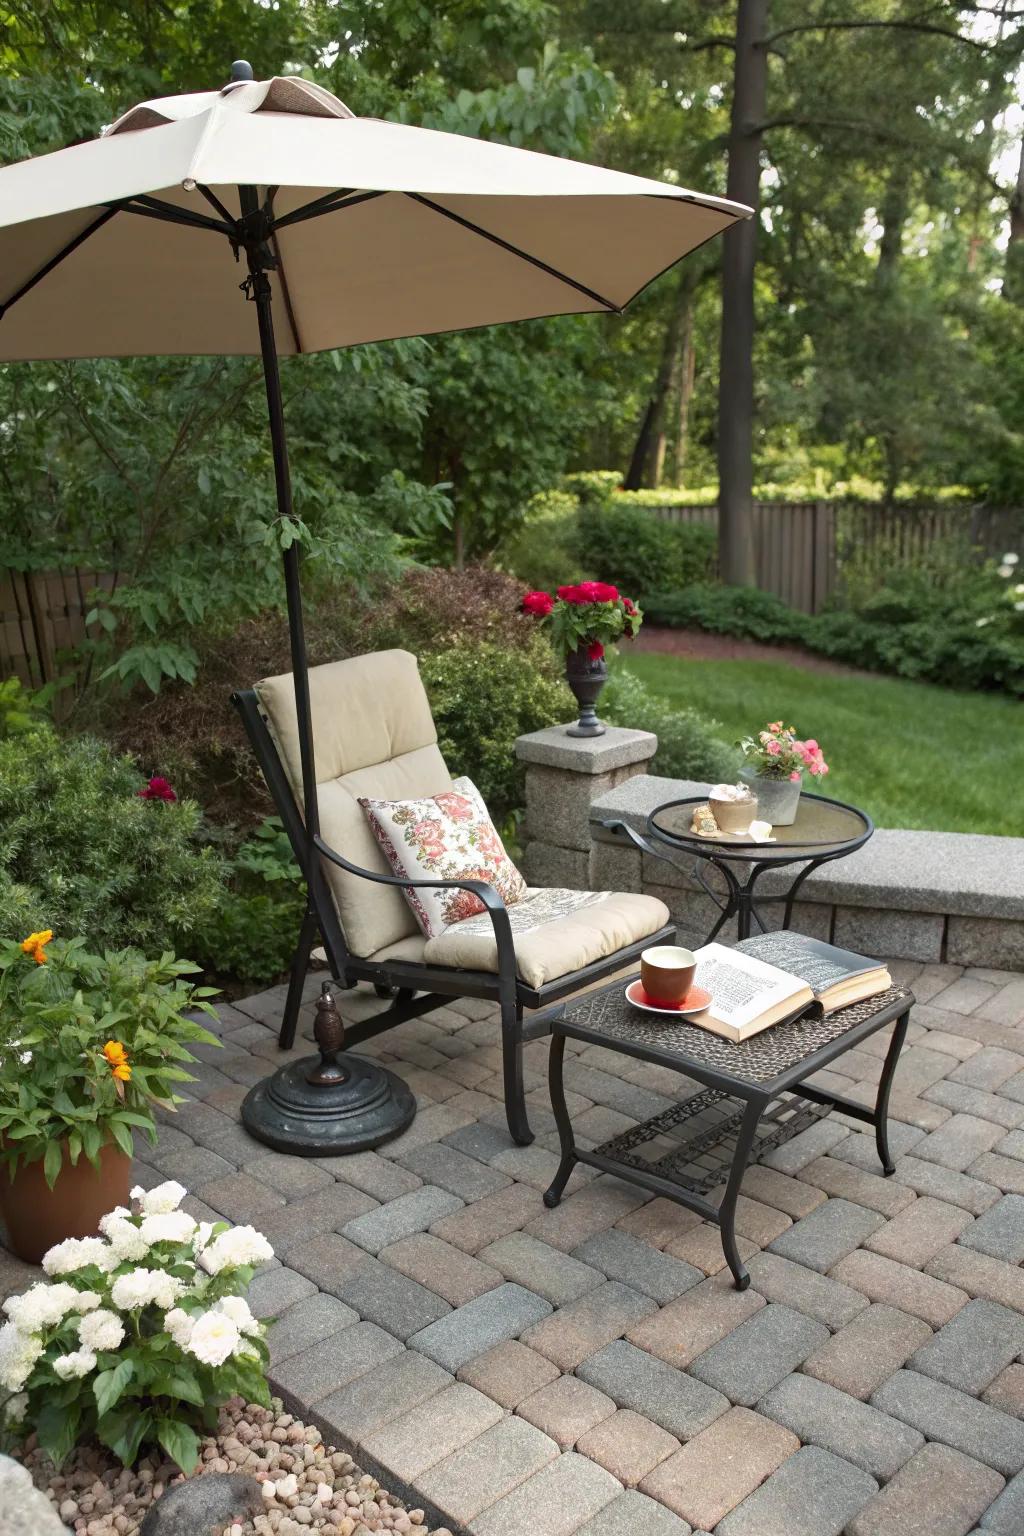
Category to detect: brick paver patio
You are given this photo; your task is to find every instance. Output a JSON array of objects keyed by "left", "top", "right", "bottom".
[{"left": 5, "top": 957, "right": 1024, "bottom": 1535}]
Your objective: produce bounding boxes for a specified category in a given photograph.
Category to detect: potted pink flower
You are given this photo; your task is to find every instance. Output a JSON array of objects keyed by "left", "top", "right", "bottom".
[
  {"left": 521, "top": 582, "right": 642, "bottom": 736},
  {"left": 737, "top": 721, "right": 829, "bottom": 825}
]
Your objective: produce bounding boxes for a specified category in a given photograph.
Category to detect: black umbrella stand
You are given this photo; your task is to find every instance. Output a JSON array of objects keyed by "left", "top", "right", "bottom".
[{"left": 230, "top": 153, "right": 415, "bottom": 1154}]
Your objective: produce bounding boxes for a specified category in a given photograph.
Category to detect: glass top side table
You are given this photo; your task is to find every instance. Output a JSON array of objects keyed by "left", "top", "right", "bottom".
[{"left": 599, "top": 790, "right": 872, "bottom": 943}]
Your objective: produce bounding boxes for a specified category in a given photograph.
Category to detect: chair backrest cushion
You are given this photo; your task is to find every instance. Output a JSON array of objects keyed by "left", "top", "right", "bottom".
[{"left": 255, "top": 650, "right": 452, "bottom": 957}]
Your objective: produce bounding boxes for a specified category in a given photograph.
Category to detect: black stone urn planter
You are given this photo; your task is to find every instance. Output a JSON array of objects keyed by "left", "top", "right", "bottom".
[{"left": 565, "top": 645, "right": 608, "bottom": 737}]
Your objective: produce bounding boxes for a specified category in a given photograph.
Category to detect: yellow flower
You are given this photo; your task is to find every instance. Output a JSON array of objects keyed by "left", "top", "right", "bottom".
[
  {"left": 20, "top": 929, "right": 52, "bottom": 964},
  {"left": 111, "top": 1062, "right": 132, "bottom": 1082},
  {"left": 103, "top": 1040, "right": 128, "bottom": 1067}
]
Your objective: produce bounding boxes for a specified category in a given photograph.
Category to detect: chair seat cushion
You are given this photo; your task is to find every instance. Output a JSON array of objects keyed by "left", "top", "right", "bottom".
[
  {"left": 359, "top": 776, "right": 527, "bottom": 939},
  {"left": 369, "top": 887, "right": 671, "bottom": 990}
]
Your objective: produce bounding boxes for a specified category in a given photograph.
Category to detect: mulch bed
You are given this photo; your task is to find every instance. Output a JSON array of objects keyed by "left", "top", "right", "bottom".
[{"left": 634, "top": 624, "right": 869, "bottom": 677}]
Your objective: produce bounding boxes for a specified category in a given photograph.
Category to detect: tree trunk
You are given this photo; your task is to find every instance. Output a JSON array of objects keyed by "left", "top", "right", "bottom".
[
  {"left": 624, "top": 269, "right": 692, "bottom": 489},
  {"left": 1006, "top": 130, "right": 1024, "bottom": 304},
  {"left": 874, "top": 171, "right": 908, "bottom": 288},
  {"left": 717, "top": 0, "right": 767, "bottom": 587},
  {"left": 672, "top": 297, "right": 696, "bottom": 485}
]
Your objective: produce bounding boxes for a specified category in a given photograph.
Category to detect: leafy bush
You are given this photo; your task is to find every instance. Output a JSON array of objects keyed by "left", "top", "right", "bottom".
[
  {"left": 497, "top": 488, "right": 588, "bottom": 593},
  {"left": 189, "top": 820, "right": 305, "bottom": 990},
  {"left": 420, "top": 637, "right": 572, "bottom": 823},
  {"left": 0, "top": 938, "right": 218, "bottom": 1182},
  {"left": 0, "top": 728, "right": 224, "bottom": 954},
  {"left": 1, "top": 1183, "right": 272, "bottom": 1471},
  {"left": 644, "top": 584, "right": 806, "bottom": 644},
  {"left": 579, "top": 503, "right": 717, "bottom": 597},
  {"left": 602, "top": 669, "right": 737, "bottom": 782},
  {"left": 357, "top": 562, "right": 535, "bottom": 655}
]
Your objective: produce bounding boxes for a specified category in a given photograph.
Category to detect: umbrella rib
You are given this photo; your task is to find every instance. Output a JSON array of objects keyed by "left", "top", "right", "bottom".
[
  {"left": 273, "top": 188, "right": 385, "bottom": 231},
  {"left": 196, "top": 184, "right": 238, "bottom": 227},
  {"left": 404, "top": 193, "right": 622, "bottom": 313},
  {"left": 109, "top": 195, "right": 234, "bottom": 236},
  {"left": 0, "top": 206, "right": 119, "bottom": 317}
]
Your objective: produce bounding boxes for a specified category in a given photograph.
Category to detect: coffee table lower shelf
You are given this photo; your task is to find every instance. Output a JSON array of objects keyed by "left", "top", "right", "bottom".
[{"left": 542, "top": 990, "right": 913, "bottom": 1291}]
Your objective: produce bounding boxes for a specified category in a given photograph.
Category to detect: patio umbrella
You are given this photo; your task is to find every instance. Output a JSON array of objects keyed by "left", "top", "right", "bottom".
[{"left": 0, "top": 61, "right": 750, "bottom": 1148}]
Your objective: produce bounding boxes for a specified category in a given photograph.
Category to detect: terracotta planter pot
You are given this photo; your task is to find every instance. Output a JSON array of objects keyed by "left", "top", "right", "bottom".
[{"left": 0, "top": 1139, "right": 132, "bottom": 1264}]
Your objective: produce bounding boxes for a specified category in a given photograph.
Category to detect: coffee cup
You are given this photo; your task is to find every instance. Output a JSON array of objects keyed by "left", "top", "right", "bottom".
[{"left": 640, "top": 944, "right": 697, "bottom": 1006}]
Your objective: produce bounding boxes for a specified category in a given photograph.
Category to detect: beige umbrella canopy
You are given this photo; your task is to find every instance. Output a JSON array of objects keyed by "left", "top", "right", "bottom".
[
  {"left": 0, "top": 71, "right": 748, "bottom": 360},
  {"left": 0, "top": 61, "right": 749, "bottom": 837},
  {"left": 0, "top": 63, "right": 750, "bottom": 1152}
]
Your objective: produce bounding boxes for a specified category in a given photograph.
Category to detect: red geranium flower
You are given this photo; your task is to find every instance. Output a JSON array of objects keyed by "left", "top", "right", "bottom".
[
  {"left": 623, "top": 597, "right": 636, "bottom": 615},
  {"left": 522, "top": 590, "right": 554, "bottom": 616},
  {"left": 138, "top": 776, "right": 177, "bottom": 802},
  {"left": 588, "top": 640, "right": 605, "bottom": 661}
]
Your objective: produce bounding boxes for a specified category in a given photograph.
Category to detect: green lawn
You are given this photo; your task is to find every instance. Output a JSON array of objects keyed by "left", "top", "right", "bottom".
[{"left": 623, "top": 652, "right": 1024, "bottom": 837}]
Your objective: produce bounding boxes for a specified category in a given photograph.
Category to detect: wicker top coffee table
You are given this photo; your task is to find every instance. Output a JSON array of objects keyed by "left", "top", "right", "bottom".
[{"left": 542, "top": 974, "right": 914, "bottom": 1289}]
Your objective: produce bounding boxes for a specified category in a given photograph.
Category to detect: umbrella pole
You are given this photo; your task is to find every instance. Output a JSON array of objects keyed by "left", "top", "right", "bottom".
[
  {"left": 238, "top": 212, "right": 416, "bottom": 1157},
  {"left": 245, "top": 259, "right": 320, "bottom": 855}
]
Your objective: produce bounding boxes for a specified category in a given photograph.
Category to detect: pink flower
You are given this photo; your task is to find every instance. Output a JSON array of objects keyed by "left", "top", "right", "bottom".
[
  {"left": 588, "top": 640, "right": 605, "bottom": 661},
  {"left": 789, "top": 770, "right": 802, "bottom": 782},
  {"left": 522, "top": 591, "right": 553, "bottom": 617},
  {"left": 765, "top": 739, "right": 781, "bottom": 756},
  {"left": 804, "top": 739, "right": 818, "bottom": 752},
  {"left": 138, "top": 776, "right": 176, "bottom": 802}
]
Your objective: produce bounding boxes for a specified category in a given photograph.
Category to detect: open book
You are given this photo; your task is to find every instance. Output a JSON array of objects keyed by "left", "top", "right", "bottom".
[{"left": 690, "top": 933, "right": 892, "bottom": 1043}]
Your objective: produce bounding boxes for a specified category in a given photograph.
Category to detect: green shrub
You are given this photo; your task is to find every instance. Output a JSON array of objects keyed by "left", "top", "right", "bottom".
[
  {"left": 0, "top": 727, "right": 224, "bottom": 954},
  {"left": 420, "top": 637, "right": 572, "bottom": 823},
  {"left": 498, "top": 488, "right": 587, "bottom": 593},
  {"left": 580, "top": 503, "right": 717, "bottom": 597},
  {"left": 187, "top": 818, "right": 305, "bottom": 989},
  {"left": 358, "top": 563, "right": 533, "bottom": 655},
  {"left": 603, "top": 669, "right": 737, "bottom": 783},
  {"left": 644, "top": 584, "right": 806, "bottom": 644}
]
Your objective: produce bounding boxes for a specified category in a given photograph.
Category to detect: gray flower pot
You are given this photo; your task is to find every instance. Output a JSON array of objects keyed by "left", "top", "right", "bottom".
[
  {"left": 565, "top": 646, "right": 608, "bottom": 737},
  {"left": 739, "top": 764, "right": 802, "bottom": 825}
]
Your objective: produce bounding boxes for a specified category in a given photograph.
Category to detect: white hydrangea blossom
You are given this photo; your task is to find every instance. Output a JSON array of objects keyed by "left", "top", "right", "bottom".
[
  {"left": 139, "top": 1211, "right": 197, "bottom": 1247},
  {"left": 74, "top": 1291, "right": 102, "bottom": 1313},
  {"left": 134, "top": 1180, "right": 188, "bottom": 1215},
  {"left": 42, "top": 1236, "right": 117, "bottom": 1276},
  {"left": 163, "top": 1307, "right": 196, "bottom": 1350},
  {"left": 186, "top": 1310, "right": 240, "bottom": 1367},
  {"left": 104, "top": 1216, "right": 151, "bottom": 1263},
  {"left": 110, "top": 1268, "right": 184, "bottom": 1312},
  {"left": 77, "top": 1309, "right": 125, "bottom": 1352},
  {"left": 53, "top": 1348, "right": 97, "bottom": 1381},
  {"left": 3, "top": 1282, "right": 82, "bottom": 1332},
  {"left": 0, "top": 1323, "right": 44, "bottom": 1392},
  {"left": 197, "top": 1226, "right": 274, "bottom": 1275},
  {"left": 3, "top": 1392, "right": 27, "bottom": 1425},
  {"left": 192, "top": 1220, "right": 215, "bottom": 1255},
  {"left": 98, "top": 1205, "right": 131, "bottom": 1235},
  {"left": 214, "top": 1295, "right": 260, "bottom": 1337}
]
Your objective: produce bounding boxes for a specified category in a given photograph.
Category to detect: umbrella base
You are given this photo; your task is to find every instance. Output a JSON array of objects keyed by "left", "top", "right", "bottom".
[{"left": 241, "top": 1053, "right": 416, "bottom": 1155}]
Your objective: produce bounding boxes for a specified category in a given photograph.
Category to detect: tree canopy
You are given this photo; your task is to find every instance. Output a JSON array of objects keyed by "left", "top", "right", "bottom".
[{"left": 1, "top": 0, "right": 1022, "bottom": 679}]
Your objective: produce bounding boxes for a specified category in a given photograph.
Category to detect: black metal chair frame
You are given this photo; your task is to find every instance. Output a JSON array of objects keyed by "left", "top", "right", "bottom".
[{"left": 233, "top": 687, "right": 677, "bottom": 1147}]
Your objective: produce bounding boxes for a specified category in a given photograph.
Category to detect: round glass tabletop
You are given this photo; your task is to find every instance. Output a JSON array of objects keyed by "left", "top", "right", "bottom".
[{"left": 647, "top": 792, "right": 872, "bottom": 863}]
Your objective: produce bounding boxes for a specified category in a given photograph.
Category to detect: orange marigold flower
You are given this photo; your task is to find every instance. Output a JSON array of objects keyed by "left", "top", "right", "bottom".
[
  {"left": 20, "top": 929, "right": 53, "bottom": 963},
  {"left": 111, "top": 1062, "right": 132, "bottom": 1082},
  {"left": 103, "top": 1040, "right": 128, "bottom": 1067}
]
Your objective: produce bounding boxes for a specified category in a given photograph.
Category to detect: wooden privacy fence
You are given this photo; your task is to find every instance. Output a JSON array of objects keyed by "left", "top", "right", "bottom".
[
  {"left": 650, "top": 500, "right": 1024, "bottom": 615},
  {"left": 0, "top": 568, "right": 116, "bottom": 690}
]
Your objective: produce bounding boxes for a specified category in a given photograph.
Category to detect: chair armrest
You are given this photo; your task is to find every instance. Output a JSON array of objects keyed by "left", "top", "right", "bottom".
[
  {"left": 596, "top": 817, "right": 666, "bottom": 862},
  {"left": 312, "top": 833, "right": 517, "bottom": 981}
]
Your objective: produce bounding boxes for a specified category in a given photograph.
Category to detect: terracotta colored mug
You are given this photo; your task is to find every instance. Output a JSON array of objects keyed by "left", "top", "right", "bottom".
[{"left": 640, "top": 944, "right": 697, "bottom": 1006}]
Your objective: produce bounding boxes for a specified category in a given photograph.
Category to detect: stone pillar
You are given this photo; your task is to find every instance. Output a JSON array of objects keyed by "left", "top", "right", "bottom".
[{"left": 514, "top": 725, "right": 657, "bottom": 888}]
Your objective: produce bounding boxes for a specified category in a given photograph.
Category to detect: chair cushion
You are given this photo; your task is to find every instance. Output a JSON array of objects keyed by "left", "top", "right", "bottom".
[
  {"left": 255, "top": 650, "right": 451, "bottom": 958},
  {"left": 416, "top": 887, "right": 672, "bottom": 990},
  {"left": 360, "top": 776, "right": 527, "bottom": 939}
]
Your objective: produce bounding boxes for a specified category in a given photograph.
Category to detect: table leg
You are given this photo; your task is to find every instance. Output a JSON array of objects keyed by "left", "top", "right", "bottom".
[
  {"left": 873, "top": 1009, "right": 910, "bottom": 1175},
  {"left": 717, "top": 1095, "right": 765, "bottom": 1290},
  {"left": 543, "top": 1034, "right": 577, "bottom": 1208}
]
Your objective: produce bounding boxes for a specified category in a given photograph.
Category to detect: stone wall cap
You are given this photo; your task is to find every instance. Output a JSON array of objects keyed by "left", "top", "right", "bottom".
[
  {"left": 515, "top": 725, "right": 658, "bottom": 774},
  {"left": 589, "top": 776, "right": 1024, "bottom": 919}
]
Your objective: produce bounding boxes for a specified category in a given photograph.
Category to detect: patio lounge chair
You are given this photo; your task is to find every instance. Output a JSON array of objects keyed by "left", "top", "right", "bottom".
[{"left": 233, "top": 649, "right": 675, "bottom": 1145}]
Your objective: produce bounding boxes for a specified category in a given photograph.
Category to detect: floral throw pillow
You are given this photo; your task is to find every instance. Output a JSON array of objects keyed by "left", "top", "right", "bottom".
[{"left": 359, "top": 776, "right": 528, "bottom": 939}]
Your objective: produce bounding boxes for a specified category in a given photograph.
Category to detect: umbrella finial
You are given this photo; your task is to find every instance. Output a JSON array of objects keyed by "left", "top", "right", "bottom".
[{"left": 230, "top": 59, "right": 254, "bottom": 83}]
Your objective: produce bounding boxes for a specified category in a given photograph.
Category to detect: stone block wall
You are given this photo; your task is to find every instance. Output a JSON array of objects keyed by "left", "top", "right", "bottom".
[{"left": 514, "top": 729, "right": 1024, "bottom": 966}]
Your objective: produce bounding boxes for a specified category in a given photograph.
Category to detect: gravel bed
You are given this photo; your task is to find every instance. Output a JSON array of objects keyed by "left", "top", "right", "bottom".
[{"left": 20, "top": 1397, "right": 455, "bottom": 1536}]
